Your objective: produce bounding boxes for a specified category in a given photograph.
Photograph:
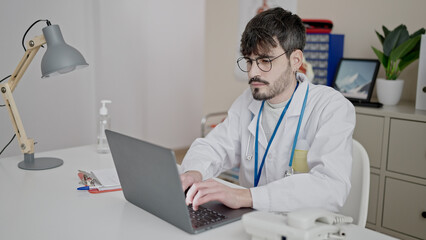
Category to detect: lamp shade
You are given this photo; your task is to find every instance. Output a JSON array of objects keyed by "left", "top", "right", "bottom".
[{"left": 41, "top": 24, "right": 88, "bottom": 78}]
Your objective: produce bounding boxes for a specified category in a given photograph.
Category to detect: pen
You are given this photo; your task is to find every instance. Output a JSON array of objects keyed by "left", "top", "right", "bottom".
[{"left": 77, "top": 186, "right": 99, "bottom": 191}]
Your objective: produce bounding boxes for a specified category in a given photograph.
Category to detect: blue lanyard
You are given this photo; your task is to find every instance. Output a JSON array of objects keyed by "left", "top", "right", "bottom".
[{"left": 254, "top": 82, "right": 309, "bottom": 187}]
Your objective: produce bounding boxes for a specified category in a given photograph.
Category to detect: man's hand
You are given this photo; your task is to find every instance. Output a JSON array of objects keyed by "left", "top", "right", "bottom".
[
  {"left": 185, "top": 179, "right": 253, "bottom": 210},
  {"left": 180, "top": 170, "right": 203, "bottom": 192}
]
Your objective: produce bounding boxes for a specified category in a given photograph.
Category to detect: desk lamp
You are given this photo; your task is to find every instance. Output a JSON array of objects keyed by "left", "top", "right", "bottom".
[{"left": 0, "top": 20, "right": 88, "bottom": 170}]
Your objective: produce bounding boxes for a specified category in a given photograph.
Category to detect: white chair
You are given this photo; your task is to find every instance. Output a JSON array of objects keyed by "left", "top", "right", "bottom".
[{"left": 339, "top": 139, "right": 370, "bottom": 227}]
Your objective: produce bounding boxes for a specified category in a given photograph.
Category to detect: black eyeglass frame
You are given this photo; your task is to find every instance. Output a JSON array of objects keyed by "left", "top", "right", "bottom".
[{"left": 236, "top": 52, "right": 286, "bottom": 73}]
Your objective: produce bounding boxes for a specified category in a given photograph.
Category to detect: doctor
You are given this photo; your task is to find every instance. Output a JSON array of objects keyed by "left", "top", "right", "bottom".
[{"left": 180, "top": 7, "right": 355, "bottom": 212}]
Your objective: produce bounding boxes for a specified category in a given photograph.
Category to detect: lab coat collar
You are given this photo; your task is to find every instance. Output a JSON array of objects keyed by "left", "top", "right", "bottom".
[
  {"left": 286, "top": 73, "right": 309, "bottom": 118},
  {"left": 247, "top": 73, "right": 310, "bottom": 147},
  {"left": 248, "top": 98, "right": 267, "bottom": 147}
]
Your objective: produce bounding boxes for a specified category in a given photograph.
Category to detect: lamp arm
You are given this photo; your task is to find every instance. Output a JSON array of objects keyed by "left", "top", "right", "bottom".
[
  {"left": 0, "top": 35, "right": 46, "bottom": 154},
  {"left": 9, "top": 35, "right": 46, "bottom": 91}
]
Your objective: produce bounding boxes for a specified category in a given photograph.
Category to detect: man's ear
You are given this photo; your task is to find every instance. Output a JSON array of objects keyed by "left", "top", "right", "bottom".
[{"left": 290, "top": 50, "right": 303, "bottom": 72}]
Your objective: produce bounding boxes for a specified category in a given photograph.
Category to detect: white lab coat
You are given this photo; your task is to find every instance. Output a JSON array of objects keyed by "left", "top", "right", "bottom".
[{"left": 181, "top": 73, "right": 355, "bottom": 212}]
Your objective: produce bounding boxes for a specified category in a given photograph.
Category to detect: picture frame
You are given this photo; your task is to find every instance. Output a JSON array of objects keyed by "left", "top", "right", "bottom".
[{"left": 332, "top": 58, "right": 380, "bottom": 102}]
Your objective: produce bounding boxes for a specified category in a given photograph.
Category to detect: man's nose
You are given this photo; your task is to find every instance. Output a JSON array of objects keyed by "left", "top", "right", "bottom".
[{"left": 248, "top": 62, "right": 262, "bottom": 79}]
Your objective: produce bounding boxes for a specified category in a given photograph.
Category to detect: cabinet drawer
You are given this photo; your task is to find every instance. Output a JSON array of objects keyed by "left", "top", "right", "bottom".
[
  {"left": 367, "top": 173, "right": 379, "bottom": 224},
  {"left": 387, "top": 119, "right": 426, "bottom": 179},
  {"left": 382, "top": 177, "right": 426, "bottom": 239},
  {"left": 353, "top": 114, "right": 384, "bottom": 168}
]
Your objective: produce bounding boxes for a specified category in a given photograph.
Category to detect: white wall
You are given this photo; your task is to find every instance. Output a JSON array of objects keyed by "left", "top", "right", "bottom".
[
  {"left": 0, "top": 0, "right": 205, "bottom": 158},
  {"left": 93, "top": 0, "right": 205, "bottom": 148},
  {"left": 204, "top": 0, "right": 247, "bottom": 115}
]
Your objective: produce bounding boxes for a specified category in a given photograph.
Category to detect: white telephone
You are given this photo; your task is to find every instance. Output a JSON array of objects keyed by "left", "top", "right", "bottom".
[{"left": 242, "top": 208, "right": 353, "bottom": 240}]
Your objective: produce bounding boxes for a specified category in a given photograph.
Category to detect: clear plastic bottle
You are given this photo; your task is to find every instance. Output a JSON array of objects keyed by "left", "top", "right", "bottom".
[{"left": 97, "top": 100, "right": 111, "bottom": 154}]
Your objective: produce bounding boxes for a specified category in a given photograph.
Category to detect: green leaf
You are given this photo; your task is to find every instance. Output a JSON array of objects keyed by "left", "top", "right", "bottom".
[
  {"left": 389, "top": 35, "right": 421, "bottom": 61},
  {"left": 410, "top": 37, "right": 422, "bottom": 53},
  {"left": 399, "top": 50, "right": 420, "bottom": 72},
  {"left": 383, "top": 25, "right": 406, "bottom": 56},
  {"left": 386, "top": 60, "right": 399, "bottom": 80},
  {"left": 383, "top": 26, "right": 390, "bottom": 37},
  {"left": 409, "top": 28, "right": 426, "bottom": 38},
  {"left": 375, "top": 30, "right": 385, "bottom": 45},
  {"left": 372, "top": 46, "right": 388, "bottom": 68},
  {"left": 396, "top": 27, "right": 409, "bottom": 48}
]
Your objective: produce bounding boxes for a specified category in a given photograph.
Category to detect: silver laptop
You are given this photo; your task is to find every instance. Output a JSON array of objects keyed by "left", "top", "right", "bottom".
[{"left": 105, "top": 130, "right": 253, "bottom": 234}]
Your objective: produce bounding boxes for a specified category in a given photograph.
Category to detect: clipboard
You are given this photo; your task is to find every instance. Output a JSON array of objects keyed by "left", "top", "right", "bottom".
[{"left": 77, "top": 169, "right": 122, "bottom": 194}]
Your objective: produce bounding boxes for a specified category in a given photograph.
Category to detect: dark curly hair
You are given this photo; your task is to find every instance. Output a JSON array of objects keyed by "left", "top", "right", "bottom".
[{"left": 240, "top": 7, "right": 306, "bottom": 59}]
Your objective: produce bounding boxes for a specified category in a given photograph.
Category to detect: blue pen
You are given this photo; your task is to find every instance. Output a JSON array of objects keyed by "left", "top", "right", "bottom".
[{"left": 77, "top": 186, "right": 98, "bottom": 190}]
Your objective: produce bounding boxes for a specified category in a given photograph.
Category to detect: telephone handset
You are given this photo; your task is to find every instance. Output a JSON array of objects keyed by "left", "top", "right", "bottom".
[
  {"left": 287, "top": 208, "right": 353, "bottom": 230},
  {"left": 242, "top": 208, "right": 353, "bottom": 240}
]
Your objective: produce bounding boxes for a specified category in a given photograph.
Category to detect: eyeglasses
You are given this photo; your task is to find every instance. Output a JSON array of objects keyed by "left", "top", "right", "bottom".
[{"left": 237, "top": 52, "right": 286, "bottom": 72}]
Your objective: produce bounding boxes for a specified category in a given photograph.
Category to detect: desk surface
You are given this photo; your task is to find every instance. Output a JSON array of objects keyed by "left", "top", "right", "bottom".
[{"left": 0, "top": 145, "right": 396, "bottom": 240}]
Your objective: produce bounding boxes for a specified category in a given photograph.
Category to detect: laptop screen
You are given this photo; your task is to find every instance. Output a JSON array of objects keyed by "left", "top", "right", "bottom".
[{"left": 332, "top": 58, "right": 380, "bottom": 102}]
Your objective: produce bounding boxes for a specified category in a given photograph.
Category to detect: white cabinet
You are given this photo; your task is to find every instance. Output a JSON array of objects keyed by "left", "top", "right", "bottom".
[
  {"left": 382, "top": 178, "right": 426, "bottom": 239},
  {"left": 387, "top": 119, "right": 426, "bottom": 179},
  {"left": 354, "top": 102, "right": 426, "bottom": 240},
  {"left": 353, "top": 114, "right": 384, "bottom": 169}
]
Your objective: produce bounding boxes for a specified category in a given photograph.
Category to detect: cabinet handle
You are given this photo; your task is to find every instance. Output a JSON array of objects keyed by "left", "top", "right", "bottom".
[{"left": 422, "top": 211, "right": 426, "bottom": 219}]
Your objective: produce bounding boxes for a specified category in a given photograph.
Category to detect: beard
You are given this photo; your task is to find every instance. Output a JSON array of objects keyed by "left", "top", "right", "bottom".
[{"left": 249, "top": 66, "right": 293, "bottom": 101}]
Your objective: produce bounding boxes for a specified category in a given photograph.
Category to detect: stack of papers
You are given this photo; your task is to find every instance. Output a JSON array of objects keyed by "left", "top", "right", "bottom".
[{"left": 91, "top": 168, "right": 121, "bottom": 191}]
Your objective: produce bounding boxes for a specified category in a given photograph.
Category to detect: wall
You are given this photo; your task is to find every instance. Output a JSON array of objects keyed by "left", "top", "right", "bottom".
[
  {"left": 203, "top": 0, "right": 247, "bottom": 115},
  {"left": 93, "top": 0, "right": 205, "bottom": 148},
  {"left": 0, "top": 0, "right": 205, "bottom": 158},
  {"left": 203, "top": 0, "right": 426, "bottom": 115}
]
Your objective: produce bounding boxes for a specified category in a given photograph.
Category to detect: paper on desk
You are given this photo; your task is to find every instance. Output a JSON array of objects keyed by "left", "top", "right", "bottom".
[{"left": 91, "top": 168, "right": 121, "bottom": 189}]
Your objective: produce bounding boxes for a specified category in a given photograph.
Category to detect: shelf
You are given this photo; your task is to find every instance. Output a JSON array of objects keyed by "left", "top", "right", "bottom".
[{"left": 355, "top": 101, "right": 426, "bottom": 122}]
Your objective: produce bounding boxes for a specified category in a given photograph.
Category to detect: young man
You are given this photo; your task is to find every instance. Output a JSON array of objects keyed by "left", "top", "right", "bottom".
[{"left": 180, "top": 7, "right": 355, "bottom": 212}]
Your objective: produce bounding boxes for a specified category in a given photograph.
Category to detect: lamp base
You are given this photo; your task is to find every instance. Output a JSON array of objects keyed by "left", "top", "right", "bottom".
[{"left": 18, "top": 153, "right": 63, "bottom": 170}]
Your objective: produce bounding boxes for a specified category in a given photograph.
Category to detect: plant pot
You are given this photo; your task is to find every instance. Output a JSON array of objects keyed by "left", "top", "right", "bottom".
[{"left": 376, "top": 78, "right": 404, "bottom": 105}]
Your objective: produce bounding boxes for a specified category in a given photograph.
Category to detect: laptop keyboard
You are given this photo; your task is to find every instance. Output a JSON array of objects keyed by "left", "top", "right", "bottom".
[{"left": 188, "top": 205, "right": 226, "bottom": 229}]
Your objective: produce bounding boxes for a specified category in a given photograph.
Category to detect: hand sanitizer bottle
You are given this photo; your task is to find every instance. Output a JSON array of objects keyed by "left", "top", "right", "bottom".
[{"left": 97, "top": 100, "right": 112, "bottom": 154}]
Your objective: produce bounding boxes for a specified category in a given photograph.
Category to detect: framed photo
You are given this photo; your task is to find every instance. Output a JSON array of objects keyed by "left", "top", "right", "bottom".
[{"left": 332, "top": 58, "right": 380, "bottom": 102}]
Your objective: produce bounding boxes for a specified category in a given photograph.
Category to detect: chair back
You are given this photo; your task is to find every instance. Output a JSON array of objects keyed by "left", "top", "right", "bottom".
[{"left": 339, "top": 139, "right": 370, "bottom": 227}]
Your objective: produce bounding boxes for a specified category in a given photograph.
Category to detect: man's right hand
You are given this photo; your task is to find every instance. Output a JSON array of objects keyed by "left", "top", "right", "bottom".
[{"left": 180, "top": 170, "right": 202, "bottom": 192}]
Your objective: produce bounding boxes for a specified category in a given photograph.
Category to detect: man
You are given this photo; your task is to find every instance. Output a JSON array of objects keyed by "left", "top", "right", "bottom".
[{"left": 180, "top": 7, "right": 355, "bottom": 212}]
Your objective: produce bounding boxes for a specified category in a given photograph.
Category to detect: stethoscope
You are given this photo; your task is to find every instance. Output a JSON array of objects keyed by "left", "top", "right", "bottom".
[{"left": 247, "top": 82, "right": 309, "bottom": 187}]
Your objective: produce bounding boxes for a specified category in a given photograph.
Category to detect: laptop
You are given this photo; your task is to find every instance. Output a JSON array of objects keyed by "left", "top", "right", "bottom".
[
  {"left": 332, "top": 58, "right": 383, "bottom": 108},
  {"left": 105, "top": 130, "right": 253, "bottom": 234}
]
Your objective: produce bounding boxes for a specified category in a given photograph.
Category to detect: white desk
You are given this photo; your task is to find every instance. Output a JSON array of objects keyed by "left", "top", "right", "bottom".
[{"left": 0, "top": 145, "right": 396, "bottom": 240}]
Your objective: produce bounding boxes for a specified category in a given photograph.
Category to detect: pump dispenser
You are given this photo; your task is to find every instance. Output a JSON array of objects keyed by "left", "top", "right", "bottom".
[{"left": 97, "top": 100, "right": 112, "bottom": 153}]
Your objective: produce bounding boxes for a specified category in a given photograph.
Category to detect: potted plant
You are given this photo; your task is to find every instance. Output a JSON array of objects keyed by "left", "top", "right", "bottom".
[{"left": 372, "top": 24, "right": 425, "bottom": 105}]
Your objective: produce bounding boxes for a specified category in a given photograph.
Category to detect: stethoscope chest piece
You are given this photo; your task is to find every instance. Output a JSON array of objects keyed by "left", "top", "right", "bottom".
[{"left": 284, "top": 168, "right": 294, "bottom": 178}]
